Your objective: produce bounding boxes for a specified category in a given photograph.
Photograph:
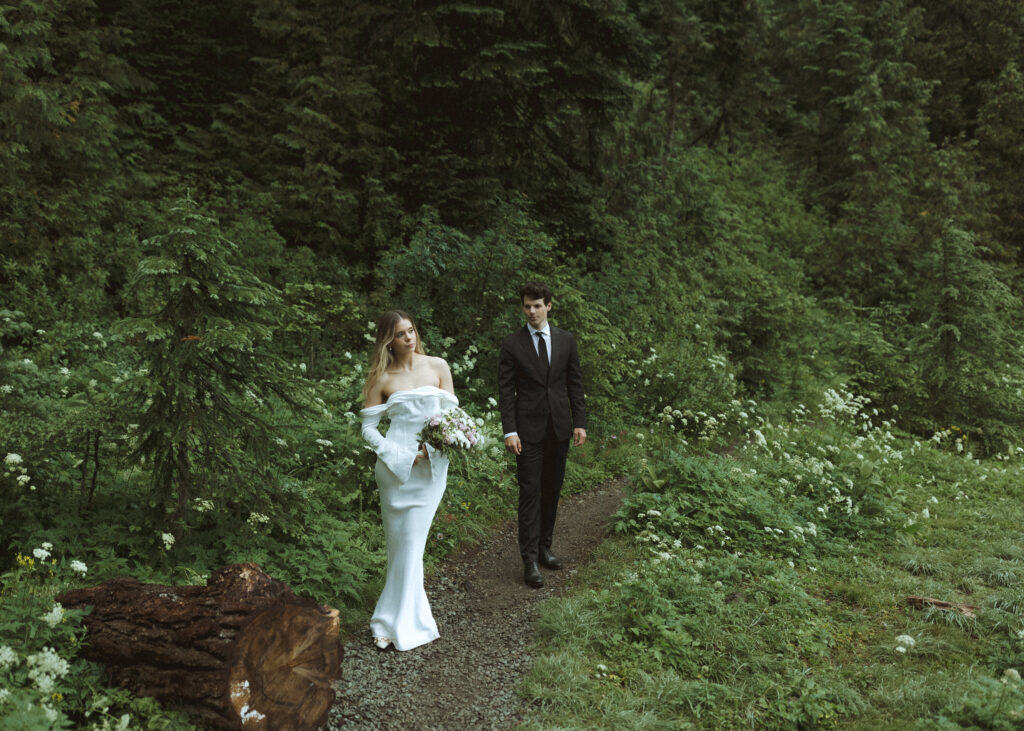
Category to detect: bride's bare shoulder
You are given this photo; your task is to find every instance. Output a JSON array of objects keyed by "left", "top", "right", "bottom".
[
  {"left": 426, "top": 355, "right": 454, "bottom": 391},
  {"left": 425, "top": 355, "right": 451, "bottom": 373},
  {"left": 363, "top": 373, "right": 388, "bottom": 407}
]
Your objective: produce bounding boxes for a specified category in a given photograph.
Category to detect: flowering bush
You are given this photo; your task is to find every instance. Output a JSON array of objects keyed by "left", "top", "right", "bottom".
[
  {"left": 417, "top": 407, "right": 485, "bottom": 454},
  {"left": 0, "top": 544, "right": 190, "bottom": 729}
]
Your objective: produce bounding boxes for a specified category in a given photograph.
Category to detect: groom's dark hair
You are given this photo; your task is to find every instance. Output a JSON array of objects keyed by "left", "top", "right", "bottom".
[{"left": 519, "top": 282, "right": 552, "bottom": 305}]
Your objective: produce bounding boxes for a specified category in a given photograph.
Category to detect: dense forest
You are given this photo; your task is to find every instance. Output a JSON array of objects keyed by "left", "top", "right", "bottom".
[{"left": 3, "top": 0, "right": 1024, "bottom": 727}]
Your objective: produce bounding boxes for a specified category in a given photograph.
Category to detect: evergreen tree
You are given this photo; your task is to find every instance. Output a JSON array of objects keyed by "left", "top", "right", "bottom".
[
  {"left": 209, "top": 0, "right": 387, "bottom": 267},
  {"left": 0, "top": 0, "right": 154, "bottom": 320},
  {"left": 118, "top": 195, "right": 304, "bottom": 531},
  {"left": 913, "top": 0, "right": 1024, "bottom": 145},
  {"left": 909, "top": 222, "right": 1024, "bottom": 448},
  {"left": 976, "top": 61, "right": 1024, "bottom": 265}
]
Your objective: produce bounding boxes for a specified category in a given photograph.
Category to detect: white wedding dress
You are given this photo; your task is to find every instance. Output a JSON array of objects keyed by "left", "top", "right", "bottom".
[{"left": 360, "top": 385, "right": 457, "bottom": 651}]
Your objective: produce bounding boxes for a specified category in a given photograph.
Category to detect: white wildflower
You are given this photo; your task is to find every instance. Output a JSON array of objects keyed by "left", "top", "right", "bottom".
[
  {"left": 895, "top": 634, "right": 916, "bottom": 648},
  {"left": 1003, "top": 668, "right": 1021, "bottom": 683},
  {"left": 26, "top": 646, "right": 69, "bottom": 694},
  {"left": 0, "top": 645, "right": 17, "bottom": 669},
  {"left": 40, "top": 603, "right": 64, "bottom": 628},
  {"left": 70, "top": 560, "right": 88, "bottom": 577},
  {"left": 161, "top": 532, "right": 175, "bottom": 550},
  {"left": 247, "top": 512, "right": 270, "bottom": 527},
  {"left": 33, "top": 547, "right": 51, "bottom": 561},
  {"left": 895, "top": 646, "right": 907, "bottom": 654},
  {"left": 4, "top": 453, "right": 22, "bottom": 466}
]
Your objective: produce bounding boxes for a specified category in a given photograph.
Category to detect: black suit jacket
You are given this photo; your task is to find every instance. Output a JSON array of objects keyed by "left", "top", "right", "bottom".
[{"left": 498, "top": 325, "right": 586, "bottom": 442}]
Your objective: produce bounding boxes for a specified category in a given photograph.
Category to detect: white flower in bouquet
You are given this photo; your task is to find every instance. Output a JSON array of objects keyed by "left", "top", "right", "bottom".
[{"left": 418, "top": 407, "right": 486, "bottom": 455}]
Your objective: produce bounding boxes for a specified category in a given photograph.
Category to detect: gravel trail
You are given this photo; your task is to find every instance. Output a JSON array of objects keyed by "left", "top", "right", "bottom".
[{"left": 327, "top": 481, "right": 625, "bottom": 730}]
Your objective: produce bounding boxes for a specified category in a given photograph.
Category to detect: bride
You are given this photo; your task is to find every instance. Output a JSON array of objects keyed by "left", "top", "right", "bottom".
[{"left": 360, "top": 310, "right": 456, "bottom": 651}]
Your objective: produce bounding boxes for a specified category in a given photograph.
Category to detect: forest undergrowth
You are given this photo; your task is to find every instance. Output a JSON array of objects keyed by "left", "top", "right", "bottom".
[{"left": 521, "top": 389, "right": 1024, "bottom": 729}]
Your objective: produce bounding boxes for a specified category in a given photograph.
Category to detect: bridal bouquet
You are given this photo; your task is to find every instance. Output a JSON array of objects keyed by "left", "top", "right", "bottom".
[{"left": 417, "top": 407, "right": 485, "bottom": 455}]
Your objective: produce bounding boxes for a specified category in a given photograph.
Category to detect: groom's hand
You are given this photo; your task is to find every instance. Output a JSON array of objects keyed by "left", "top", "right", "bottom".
[
  {"left": 504, "top": 435, "right": 522, "bottom": 455},
  {"left": 573, "top": 428, "right": 587, "bottom": 447}
]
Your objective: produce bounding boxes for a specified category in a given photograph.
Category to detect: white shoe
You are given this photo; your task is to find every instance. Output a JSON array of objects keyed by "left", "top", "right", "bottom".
[{"left": 374, "top": 637, "right": 392, "bottom": 650}]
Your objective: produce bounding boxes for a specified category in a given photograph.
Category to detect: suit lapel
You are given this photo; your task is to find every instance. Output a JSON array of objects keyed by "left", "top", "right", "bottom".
[{"left": 549, "top": 327, "right": 567, "bottom": 377}]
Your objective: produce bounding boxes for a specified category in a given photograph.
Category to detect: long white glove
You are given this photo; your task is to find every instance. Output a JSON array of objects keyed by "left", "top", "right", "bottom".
[{"left": 361, "top": 410, "right": 417, "bottom": 483}]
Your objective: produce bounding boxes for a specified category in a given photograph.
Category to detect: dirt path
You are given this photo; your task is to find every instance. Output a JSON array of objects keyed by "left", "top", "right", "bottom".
[{"left": 327, "top": 480, "right": 626, "bottom": 730}]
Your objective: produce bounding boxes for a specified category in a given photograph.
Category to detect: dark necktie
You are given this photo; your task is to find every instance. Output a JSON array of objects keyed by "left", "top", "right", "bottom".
[{"left": 536, "top": 332, "right": 549, "bottom": 379}]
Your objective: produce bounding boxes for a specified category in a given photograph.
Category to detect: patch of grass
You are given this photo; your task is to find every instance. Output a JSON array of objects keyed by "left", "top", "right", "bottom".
[
  {"left": 969, "top": 557, "right": 1021, "bottom": 588},
  {"left": 520, "top": 392, "right": 1024, "bottom": 729}
]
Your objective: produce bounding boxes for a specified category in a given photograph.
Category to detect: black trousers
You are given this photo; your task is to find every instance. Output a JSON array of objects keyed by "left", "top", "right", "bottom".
[{"left": 516, "top": 420, "right": 570, "bottom": 563}]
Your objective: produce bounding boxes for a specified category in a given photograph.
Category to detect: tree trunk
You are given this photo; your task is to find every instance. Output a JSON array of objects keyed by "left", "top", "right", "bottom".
[{"left": 57, "top": 563, "right": 342, "bottom": 730}]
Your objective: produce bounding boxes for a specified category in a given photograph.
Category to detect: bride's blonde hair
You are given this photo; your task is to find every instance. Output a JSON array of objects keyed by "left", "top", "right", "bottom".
[{"left": 363, "top": 310, "right": 427, "bottom": 398}]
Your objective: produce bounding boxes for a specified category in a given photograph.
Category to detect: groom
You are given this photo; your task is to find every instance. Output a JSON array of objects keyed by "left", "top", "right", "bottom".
[{"left": 498, "top": 282, "right": 587, "bottom": 588}]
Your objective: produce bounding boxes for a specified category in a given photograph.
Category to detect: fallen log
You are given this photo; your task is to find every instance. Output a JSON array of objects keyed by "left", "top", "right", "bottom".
[
  {"left": 57, "top": 562, "right": 341, "bottom": 730},
  {"left": 905, "top": 595, "right": 978, "bottom": 618}
]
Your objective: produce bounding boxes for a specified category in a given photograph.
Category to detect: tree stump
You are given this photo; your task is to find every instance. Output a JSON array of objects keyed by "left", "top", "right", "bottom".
[{"left": 57, "top": 562, "right": 342, "bottom": 730}]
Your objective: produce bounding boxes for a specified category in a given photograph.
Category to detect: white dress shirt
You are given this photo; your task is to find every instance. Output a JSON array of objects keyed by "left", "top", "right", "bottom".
[{"left": 529, "top": 322, "right": 552, "bottom": 363}]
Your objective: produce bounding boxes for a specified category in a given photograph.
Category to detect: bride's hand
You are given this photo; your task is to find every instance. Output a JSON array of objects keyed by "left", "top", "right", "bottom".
[{"left": 413, "top": 444, "right": 429, "bottom": 465}]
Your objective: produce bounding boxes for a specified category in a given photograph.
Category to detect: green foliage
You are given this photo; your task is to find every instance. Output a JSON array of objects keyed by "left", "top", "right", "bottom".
[
  {"left": 524, "top": 384, "right": 1024, "bottom": 728},
  {"left": 977, "top": 60, "right": 1024, "bottom": 262},
  {"left": 117, "top": 194, "right": 308, "bottom": 529},
  {"left": 909, "top": 223, "right": 1024, "bottom": 450},
  {"left": 920, "top": 674, "right": 1024, "bottom": 729},
  {"left": 0, "top": 0, "right": 154, "bottom": 321},
  {"left": 376, "top": 204, "right": 556, "bottom": 386},
  {"left": 0, "top": 544, "right": 191, "bottom": 729}
]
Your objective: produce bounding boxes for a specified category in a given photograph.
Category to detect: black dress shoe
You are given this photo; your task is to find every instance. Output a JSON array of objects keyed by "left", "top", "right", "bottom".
[
  {"left": 539, "top": 547, "right": 563, "bottom": 570},
  {"left": 523, "top": 561, "right": 544, "bottom": 588}
]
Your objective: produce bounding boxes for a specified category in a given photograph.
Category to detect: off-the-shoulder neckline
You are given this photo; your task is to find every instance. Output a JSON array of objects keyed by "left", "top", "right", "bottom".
[{"left": 360, "top": 385, "right": 456, "bottom": 413}]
